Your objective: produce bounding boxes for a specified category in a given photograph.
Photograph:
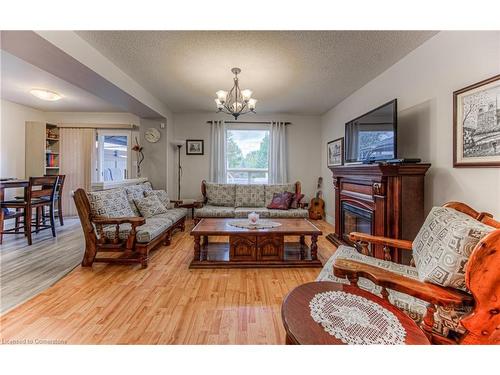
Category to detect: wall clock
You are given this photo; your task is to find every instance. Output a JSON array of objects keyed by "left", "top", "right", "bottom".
[{"left": 144, "top": 128, "right": 161, "bottom": 143}]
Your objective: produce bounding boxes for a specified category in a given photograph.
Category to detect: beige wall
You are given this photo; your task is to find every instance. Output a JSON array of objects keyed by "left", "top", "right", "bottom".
[
  {"left": 0, "top": 99, "right": 46, "bottom": 179},
  {"left": 321, "top": 31, "right": 500, "bottom": 222},
  {"left": 172, "top": 112, "right": 322, "bottom": 201}
]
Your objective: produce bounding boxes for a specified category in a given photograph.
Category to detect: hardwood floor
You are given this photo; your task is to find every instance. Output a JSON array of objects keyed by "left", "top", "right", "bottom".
[{"left": 0, "top": 219, "right": 337, "bottom": 344}]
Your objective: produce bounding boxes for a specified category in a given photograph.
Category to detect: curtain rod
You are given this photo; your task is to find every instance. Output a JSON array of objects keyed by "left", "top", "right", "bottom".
[{"left": 206, "top": 121, "right": 291, "bottom": 125}]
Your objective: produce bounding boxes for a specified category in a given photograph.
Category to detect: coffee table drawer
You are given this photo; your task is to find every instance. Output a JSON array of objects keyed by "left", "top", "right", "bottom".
[
  {"left": 257, "top": 235, "right": 284, "bottom": 261},
  {"left": 230, "top": 235, "right": 257, "bottom": 261}
]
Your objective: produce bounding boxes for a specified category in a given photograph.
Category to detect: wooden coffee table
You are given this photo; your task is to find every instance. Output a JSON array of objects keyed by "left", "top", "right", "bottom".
[
  {"left": 189, "top": 218, "right": 323, "bottom": 268},
  {"left": 281, "top": 282, "right": 430, "bottom": 345}
]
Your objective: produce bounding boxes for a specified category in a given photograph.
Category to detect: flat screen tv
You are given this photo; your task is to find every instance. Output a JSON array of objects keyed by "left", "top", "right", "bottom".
[{"left": 345, "top": 99, "right": 397, "bottom": 163}]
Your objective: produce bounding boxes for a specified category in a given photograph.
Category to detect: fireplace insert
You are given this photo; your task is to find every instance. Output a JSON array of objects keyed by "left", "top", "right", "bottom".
[{"left": 341, "top": 202, "right": 373, "bottom": 244}]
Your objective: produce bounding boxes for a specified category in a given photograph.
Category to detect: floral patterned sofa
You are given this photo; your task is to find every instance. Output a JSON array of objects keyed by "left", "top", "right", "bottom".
[
  {"left": 73, "top": 181, "right": 187, "bottom": 268},
  {"left": 194, "top": 180, "right": 309, "bottom": 222}
]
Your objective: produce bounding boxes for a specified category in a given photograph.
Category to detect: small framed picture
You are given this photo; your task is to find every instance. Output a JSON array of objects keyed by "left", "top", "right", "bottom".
[
  {"left": 453, "top": 74, "right": 500, "bottom": 167},
  {"left": 186, "top": 139, "right": 204, "bottom": 155},
  {"left": 327, "top": 137, "right": 344, "bottom": 167}
]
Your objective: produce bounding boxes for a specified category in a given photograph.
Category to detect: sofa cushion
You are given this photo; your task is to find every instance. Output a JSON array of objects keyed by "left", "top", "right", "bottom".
[
  {"left": 205, "top": 183, "right": 236, "bottom": 207},
  {"left": 101, "top": 217, "right": 172, "bottom": 243},
  {"left": 144, "top": 190, "right": 170, "bottom": 209},
  {"left": 264, "top": 183, "right": 296, "bottom": 206},
  {"left": 125, "top": 182, "right": 154, "bottom": 215},
  {"left": 88, "top": 188, "right": 136, "bottom": 218},
  {"left": 194, "top": 205, "right": 235, "bottom": 218},
  {"left": 413, "top": 207, "right": 494, "bottom": 291},
  {"left": 133, "top": 195, "right": 168, "bottom": 218},
  {"left": 267, "top": 192, "right": 293, "bottom": 210},
  {"left": 267, "top": 208, "right": 309, "bottom": 218},
  {"left": 234, "top": 207, "right": 271, "bottom": 218},
  {"left": 289, "top": 193, "right": 305, "bottom": 209},
  {"left": 316, "top": 245, "right": 471, "bottom": 337},
  {"left": 235, "top": 184, "right": 265, "bottom": 207},
  {"left": 153, "top": 207, "right": 187, "bottom": 223}
]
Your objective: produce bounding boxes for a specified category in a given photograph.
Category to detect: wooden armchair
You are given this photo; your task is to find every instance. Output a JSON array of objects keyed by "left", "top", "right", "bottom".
[{"left": 333, "top": 202, "right": 500, "bottom": 344}]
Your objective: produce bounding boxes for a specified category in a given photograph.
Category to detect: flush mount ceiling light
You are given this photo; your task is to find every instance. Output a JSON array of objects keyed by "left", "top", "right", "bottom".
[
  {"left": 30, "top": 89, "right": 62, "bottom": 101},
  {"left": 215, "top": 67, "right": 257, "bottom": 120}
]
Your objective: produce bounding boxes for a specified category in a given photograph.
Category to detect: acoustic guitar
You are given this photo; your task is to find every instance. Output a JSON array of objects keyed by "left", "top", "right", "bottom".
[{"left": 309, "top": 177, "right": 325, "bottom": 220}]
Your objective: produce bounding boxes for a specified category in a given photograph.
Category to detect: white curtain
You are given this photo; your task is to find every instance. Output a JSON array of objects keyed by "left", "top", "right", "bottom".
[
  {"left": 269, "top": 121, "right": 288, "bottom": 184},
  {"left": 60, "top": 128, "right": 95, "bottom": 216},
  {"left": 209, "top": 120, "right": 226, "bottom": 183}
]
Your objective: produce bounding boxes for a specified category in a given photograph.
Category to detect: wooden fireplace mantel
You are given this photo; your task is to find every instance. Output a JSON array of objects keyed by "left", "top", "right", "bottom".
[{"left": 327, "top": 163, "right": 431, "bottom": 264}]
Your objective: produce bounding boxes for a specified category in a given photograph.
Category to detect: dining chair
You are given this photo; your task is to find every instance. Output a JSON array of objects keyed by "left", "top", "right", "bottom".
[{"left": 1, "top": 176, "right": 59, "bottom": 245}]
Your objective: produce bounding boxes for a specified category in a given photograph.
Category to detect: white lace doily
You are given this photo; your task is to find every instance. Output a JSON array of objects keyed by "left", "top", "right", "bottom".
[
  {"left": 309, "top": 290, "right": 406, "bottom": 345},
  {"left": 228, "top": 220, "right": 282, "bottom": 229}
]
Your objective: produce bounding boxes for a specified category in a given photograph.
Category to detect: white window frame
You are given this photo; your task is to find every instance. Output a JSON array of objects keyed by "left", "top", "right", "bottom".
[{"left": 224, "top": 123, "right": 270, "bottom": 185}]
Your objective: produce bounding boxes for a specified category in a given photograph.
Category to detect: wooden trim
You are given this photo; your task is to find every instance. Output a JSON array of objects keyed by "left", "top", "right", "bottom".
[
  {"left": 453, "top": 74, "right": 500, "bottom": 168},
  {"left": 57, "top": 123, "right": 138, "bottom": 129},
  {"left": 206, "top": 121, "right": 291, "bottom": 125}
]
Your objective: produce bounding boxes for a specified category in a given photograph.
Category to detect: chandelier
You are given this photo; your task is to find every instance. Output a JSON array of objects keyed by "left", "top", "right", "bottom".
[{"left": 215, "top": 67, "right": 257, "bottom": 120}]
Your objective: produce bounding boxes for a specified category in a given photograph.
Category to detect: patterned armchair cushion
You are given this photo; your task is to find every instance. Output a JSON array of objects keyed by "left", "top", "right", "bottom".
[
  {"left": 264, "top": 183, "right": 296, "bottom": 206},
  {"left": 234, "top": 207, "right": 271, "bottom": 218},
  {"left": 133, "top": 195, "right": 168, "bottom": 218},
  {"left": 144, "top": 190, "right": 170, "bottom": 209},
  {"left": 101, "top": 217, "right": 172, "bottom": 243},
  {"left": 153, "top": 207, "right": 187, "bottom": 223},
  {"left": 194, "top": 205, "right": 235, "bottom": 218},
  {"left": 316, "top": 245, "right": 471, "bottom": 337},
  {"left": 267, "top": 208, "right": 309, "bottom": 218},
  {"left": 413, "top": 207, "right": 494, "bottom": 291},
  {"left": 235, "top": 184, "right": 265, "bottom": 207},
  {"left": 125, "top": 183, "right": 154, "bottom": 215},
  {"left": 205, "top": 183, "right": 236, "bottom": 207},
  {"left": 87, "top": 188, "right": 136, "bottom": 218}
]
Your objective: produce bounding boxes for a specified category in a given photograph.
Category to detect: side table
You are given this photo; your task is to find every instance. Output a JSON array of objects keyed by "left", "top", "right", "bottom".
[
  {"left": 281, "top": 281, "right": 430, "bottom": 345},
  {"left": 175, "top": 200, "right": 203, "bottom": 219}
]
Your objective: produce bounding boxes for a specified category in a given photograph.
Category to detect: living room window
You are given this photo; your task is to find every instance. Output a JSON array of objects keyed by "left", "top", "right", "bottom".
[{"left": 225, "top": 127, "right": 270, "bottom": 184}]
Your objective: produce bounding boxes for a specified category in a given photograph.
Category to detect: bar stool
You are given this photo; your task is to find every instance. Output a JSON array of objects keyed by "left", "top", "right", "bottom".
[{"left": 1, "top": 176, "right": 59, "bottom": 245}]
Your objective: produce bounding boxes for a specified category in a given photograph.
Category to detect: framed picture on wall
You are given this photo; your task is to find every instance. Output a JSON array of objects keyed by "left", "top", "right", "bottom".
[
  {"left": 453, "top": 74, "right": 500, "bottom": 167},
  {"left": 186, "top": 139, "right": 204, "bottom": 155},
  {"left": 327, "top": 137, "right": 344, "bottom": 167}
]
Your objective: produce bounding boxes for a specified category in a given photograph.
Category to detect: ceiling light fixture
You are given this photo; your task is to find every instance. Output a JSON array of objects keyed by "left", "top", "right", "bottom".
[
  {"left": 30, "top": 89, "right": 62, "bottom": 101},
  {"left": 215, "top": 67, "right": 257, "bottom": 120}
]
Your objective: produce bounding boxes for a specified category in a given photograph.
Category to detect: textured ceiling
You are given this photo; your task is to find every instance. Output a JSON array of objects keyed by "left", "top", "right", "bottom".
[
  {"left": 77, "top": 31, "right": 437, "bottom": 115},
  {"left": 0, "top": 50, "right": 124, "bottom": 112}
]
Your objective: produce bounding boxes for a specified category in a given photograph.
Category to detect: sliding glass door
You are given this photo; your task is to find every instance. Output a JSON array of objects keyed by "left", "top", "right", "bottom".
[{"left": 95, "top": 130, "right": 132, "bottom": 182}]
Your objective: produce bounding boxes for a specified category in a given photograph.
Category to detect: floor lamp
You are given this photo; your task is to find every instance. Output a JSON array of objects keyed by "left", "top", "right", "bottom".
[{"left": 171, "top": 140, "right": 184, "bottom": 200}]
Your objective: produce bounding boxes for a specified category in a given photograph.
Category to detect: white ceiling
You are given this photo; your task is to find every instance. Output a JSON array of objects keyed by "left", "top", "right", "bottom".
[
  {"left": 77, "top": 31, "right": 437, "bottom": 115},
  {"left": 0, "top": 50, "right": 125, "bottom": 112}
]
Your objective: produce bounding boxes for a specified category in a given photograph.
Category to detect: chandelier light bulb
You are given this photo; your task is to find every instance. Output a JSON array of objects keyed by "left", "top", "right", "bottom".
[
  {"left": 216, "top": 90, "right": 228, "bottom": 103},
  {"left": 241, "top": 89, "right": 253, "bottom": 102},
  {"left": 232, "top": 102, "right": 243, "bottom": 112},
  {"left": 248, "top": 98, "right": 257, "bottom": 110},
  {"left": 215, "top": 98, "right": 223, "bottom": 109}
]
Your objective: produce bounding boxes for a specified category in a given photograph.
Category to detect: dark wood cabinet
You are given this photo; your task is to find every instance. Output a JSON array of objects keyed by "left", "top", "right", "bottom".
[{"left": 327, "top": 163, "right": 430, "bottom": 264}]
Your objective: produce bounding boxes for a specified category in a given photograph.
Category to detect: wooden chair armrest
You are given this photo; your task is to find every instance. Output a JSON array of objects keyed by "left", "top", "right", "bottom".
[
  {"left": 349, "top": 232, "right": 413, "bottom": 250},
  {"left": 92, "top": 216, "right": 145, "bottom": 226},
  {"left": 333, "top": 259, "right": 473, "bottom": 307}
]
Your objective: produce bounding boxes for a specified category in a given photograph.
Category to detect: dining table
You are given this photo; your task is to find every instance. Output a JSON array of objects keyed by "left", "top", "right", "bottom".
[{"left": 0, "top": 178, "right": 29, "bottom": 202}]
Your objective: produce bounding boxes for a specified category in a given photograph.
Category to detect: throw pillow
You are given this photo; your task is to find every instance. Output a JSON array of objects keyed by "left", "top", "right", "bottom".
[
  {"left": 87, "top": 188, "right": 136, "bottom": 218},
  {"left": 144, "top": 190, "right": 170, "bottom": 209},
  {"left": 133, "top": 195, "right": 168, "bottom": 218},
  {"left": 264, "top": 183, "right": 296, "bottom": 206},
  {"left": 412, "top": 206, "right": 494, "bottom": 291},
  {"left": 289, "top": 193, "right": 305, "bottom": 209},
  {"left": 125, "top": 183, "right": 154, "bottom": 216},
  {"left": 267, "top": 192, "right": 294, "bottom": 210}
]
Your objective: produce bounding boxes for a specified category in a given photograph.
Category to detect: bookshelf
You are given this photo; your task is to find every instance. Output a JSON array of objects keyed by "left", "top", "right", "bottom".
[{"left": 25, "top": 122, "right": 61, "bottom": 177}]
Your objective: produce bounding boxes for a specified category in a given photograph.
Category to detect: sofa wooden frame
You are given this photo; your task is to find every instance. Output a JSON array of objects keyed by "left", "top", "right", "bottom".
[
  {"left": 73, "top": 188, "right": 185, "bottom": 268},
  {"left": 333, "top": 201, "right": 500, "bottom": 345}
]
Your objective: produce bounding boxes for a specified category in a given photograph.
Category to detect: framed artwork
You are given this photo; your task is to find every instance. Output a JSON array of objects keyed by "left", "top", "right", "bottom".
[
  {"left": 453, "top": 74, "right": 500, "bottom": 167},
  {"left": 327, "top": 137, "right": 344, "bottom": 167},
  {"left": 186, "top": 139, "right": 204, "bottom": 155}
]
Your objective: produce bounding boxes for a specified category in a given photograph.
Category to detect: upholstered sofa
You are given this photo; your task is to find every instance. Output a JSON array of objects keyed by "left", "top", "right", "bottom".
[
  {"left": 317, "top": 203, "right": 499, "bottom": 344},
  {"left": 73, "top": 181, "right": 187, "bottom": 268},
  {"left": 194, "top": 180, "right": 309, "bottom": 223}
]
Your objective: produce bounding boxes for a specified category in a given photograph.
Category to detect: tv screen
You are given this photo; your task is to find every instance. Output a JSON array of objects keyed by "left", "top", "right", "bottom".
[{"left": 345, "top": 99, "right": 397, "bottom": 163}]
